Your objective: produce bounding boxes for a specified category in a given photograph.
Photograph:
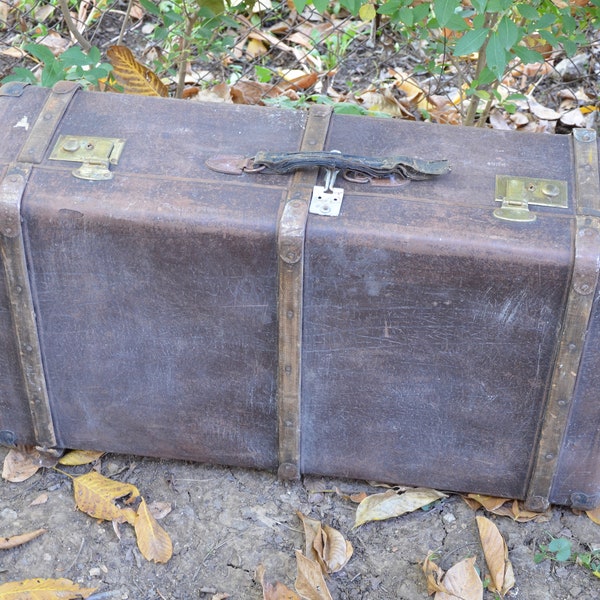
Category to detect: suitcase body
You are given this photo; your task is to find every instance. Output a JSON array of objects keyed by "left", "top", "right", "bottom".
[{"left": 1, "top": 81, "right": 599, "bottom": 510}]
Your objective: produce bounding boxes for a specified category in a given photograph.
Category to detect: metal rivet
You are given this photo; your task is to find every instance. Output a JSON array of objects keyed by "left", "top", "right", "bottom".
[
  {"left": 568, "top": 343, "right": 577, "bottom": 351},
  {"left": 286, "top": 251, "right": 296, "bottom": 261},
  {"left": 286, "top": 310, "right": 294, "bottom": 319},
  {"left": 62, "top": 138, "right": 80, "bottom": 152},
  {"left": 43, "top": 112, "right": 53, "bottom": 120},
  {"left": 25, "top": 344, "right": 33, "bottom": 352},
  {"left": 284, "top": 365, "right": 292, "bottom": 374},
  {"left": 558, "top": 399, "right": 567, "bottom": 406},
  {"left": 545, "top": 453, "right": 554, "bottom": 460},
  {"left": 4, "top": 227, "right": 12, "bottom": 234},
  {"left": 8, "top": 174, "right": 20, "bottom": 182},
  {"left": 15, "top": 285, "right": 22, "bottom": 293},
  {"left": 542, "top": 183, "right": 559, "bottom": 197}
]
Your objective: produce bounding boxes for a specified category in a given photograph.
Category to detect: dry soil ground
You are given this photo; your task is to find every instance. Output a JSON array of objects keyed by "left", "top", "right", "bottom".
[{"left": 1, "top": 446, "right": 599, "bottom": 599}]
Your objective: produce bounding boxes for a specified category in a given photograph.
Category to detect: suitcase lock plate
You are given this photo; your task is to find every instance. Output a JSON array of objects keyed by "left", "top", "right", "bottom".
[
  {"left": 309, "top": 155, "right": 344, "bottom": 217},
  {"left": 49, "top": 135, "right": 126, "bottom": 180},
  {"left": 494, "top": 175, "right": 568, "bottom": 222}
]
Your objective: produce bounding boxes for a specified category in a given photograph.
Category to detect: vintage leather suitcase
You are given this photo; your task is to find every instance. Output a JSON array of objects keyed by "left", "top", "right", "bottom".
[{"left": 1, "top": 81, "right": 599, "bottom": 511}]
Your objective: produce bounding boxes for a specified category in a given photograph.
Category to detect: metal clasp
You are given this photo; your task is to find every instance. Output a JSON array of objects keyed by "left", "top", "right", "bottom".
[
  {"left": 49, "top": 135, "right": 126, "bottom": 181},
  {"left": 309, "top": 151, "right": 344, "bottom": 217},
  {"left": 494, "top": 175, "right": 568, "bottom": 222}
]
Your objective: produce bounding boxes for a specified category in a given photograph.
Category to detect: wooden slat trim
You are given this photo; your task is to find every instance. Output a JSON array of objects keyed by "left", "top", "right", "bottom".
[
  {"left": 525, "top": 129, "right": 600, "bottom": 511},
  {"left": 276, "top": 105, "right": 332, "bottom": 479}
]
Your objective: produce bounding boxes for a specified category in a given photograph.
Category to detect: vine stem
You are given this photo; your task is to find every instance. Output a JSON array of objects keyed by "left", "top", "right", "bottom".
[
  {"left": 464, "top": 12, "right": 500, "bottom": 127},
  {"left": 59, "top": 0, "right": 92, "bottom": 51}
]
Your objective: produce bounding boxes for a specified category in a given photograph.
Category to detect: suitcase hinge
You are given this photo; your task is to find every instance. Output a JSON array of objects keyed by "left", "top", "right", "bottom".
[
  {"left": 494, "top": 175, "right": 568, "bottom": 222},
  {"left": 49, "top": 135, "right": 126, "bottom": 180}
]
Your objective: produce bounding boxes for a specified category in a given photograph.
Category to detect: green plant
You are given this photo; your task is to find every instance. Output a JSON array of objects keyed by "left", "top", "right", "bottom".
[
  {"left": 1, "top": 43, "right": 112, "bottom": 88},
  {"left": 137, "top": 0, "right": 243, "bottom": 98},
  {"left": 535, "top": 537, "right": 600, "bottom": 579},
  {"left": 295, "top": 0, "right": 600, "bottom": 125}
]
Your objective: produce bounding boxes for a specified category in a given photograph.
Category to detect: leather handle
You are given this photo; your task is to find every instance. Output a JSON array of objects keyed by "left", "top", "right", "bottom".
[{"left": 253, "top": 150, "right": 450, "bottom": 180}]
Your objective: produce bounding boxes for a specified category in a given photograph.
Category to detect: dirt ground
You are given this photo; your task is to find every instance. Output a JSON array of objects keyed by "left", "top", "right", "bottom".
[{"left": 1, "top": 446, "right": 599, "bottom": 599}]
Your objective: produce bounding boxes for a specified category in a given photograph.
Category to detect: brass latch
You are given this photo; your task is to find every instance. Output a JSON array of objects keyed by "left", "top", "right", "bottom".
[
  {"left": 494, "top": 175, "right": 568, "bottom": 222},
  {"left": 49, "top": 135, "right": 126, "bottom": 181}
]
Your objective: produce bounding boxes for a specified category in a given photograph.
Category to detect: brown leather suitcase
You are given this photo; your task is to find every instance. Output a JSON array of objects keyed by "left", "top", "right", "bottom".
[{"left": 1, "top": 81, "right": 599, "bottom": 511}]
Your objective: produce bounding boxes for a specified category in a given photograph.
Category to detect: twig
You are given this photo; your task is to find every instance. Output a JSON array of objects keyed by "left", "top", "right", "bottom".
[
  {"left": 56, "top": 537, "right": 85, "bottom": 573},
  {"left": 59, "top": 0, "right": 92, "bottom": 50},
  {"left": 117, "top": 0, "right": 135, "bottom": 46}
]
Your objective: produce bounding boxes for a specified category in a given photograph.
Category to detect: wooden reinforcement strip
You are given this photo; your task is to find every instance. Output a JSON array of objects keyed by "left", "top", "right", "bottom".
[{"left": 276, "top": 104, "right": 332, "bottom": 479}]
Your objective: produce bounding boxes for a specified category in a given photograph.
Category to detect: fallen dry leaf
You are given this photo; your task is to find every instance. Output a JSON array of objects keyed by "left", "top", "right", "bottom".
[
  {"left": 58, "top": 449, "right": 104, "bottom": 466},
  {"left": 422, "top": 553, "right": 447, "bottom": 595},
  {"left": 148, "top": 500, "right": 172, "bottom": 520},
  {"left": 134, "top": 498, "right": 173, "bottom": 563},
  {"left": 436, "top": 556, "right": 483, "bottom": 600},
  {"left": 586, "top": 506, "right": 600, "bottom": 524},
  {"left": 257, "top": 564, "right": 300, "bottom": 600},
  {"left": 423, "top": 554, "right": 483, "bottom": 599},
  {"left": 30, "top": 493, "right": 49, "bottom": 506},
  {"left": 463, "top": 495, "right": 551, "bottom": 523},
  {"left": 0, "top": 577, "right": 96, "bottom": 599},
  {"left": 2, "top": 447, "right": 57, "bottom": 482},
  {"left": 527, "top": 95, "right": 561, "bottom": 120},
  {"left": 107, "top": 45, "right": 168, "bottom": 97},
  {"left": 73, "top": 470, "right": 139, "bottom": 524},
  {"left": 294, "top": 551, "right": 333, "bottom": 600},
  {"left": 476, "top": 516, "right": 515, "bottom": 597},
  {"left": 355, "top": 487, "right": 447, "bottom": 528},
  {"left": 297, "top": 512, "right": 353, "bottom": 574},
  {"left": 0, "top": 528, "right": 46, "bottom": 550}
]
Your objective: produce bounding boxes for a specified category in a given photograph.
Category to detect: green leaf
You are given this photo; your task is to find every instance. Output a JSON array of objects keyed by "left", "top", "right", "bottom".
[
  {"left": 60, "top": 47, "right": 94, "bottom": 67},
  {"left": 434, "top": 0, "right": 459, "bottom": 28},
  {"left": 254, "top": 65, "right": 271, "bottom": 83},
  {"left": 1, "top": 67, "right": 38, "bottom": 85},
  {"left": 512, "top": 44, "right": 544, "bottom": 65},
  {"left": 548, "top": 538, "right": 572, "bottom": 562},
  {"left": 516, "top": 3, "right": 539, "bottom": 20},
  {"left": 485, "top": 31, "right": 508, "bottom": 79},
  {"left": 471, "top": 0, "right": 487, "bottom": 11},
  {"left": 398, "top": 6, "right": 414, "bottom": 26},
  {"left": 496, "top": 16, "right": 519, "bottom": 50},
  {"left": 453, "top": 27, "right": 489, "bottom": 56},
  {"left": 535, "top": 12, "right": 556, "bottom": 30},
  {"left": 138, "top": 0, "right": 163, "bottom": 17},
  {"left": 562, "top": 38, "right": 578, "bottom": 57},
  {"left": 40, "top": 60, "right": 65, "bottom": 88},
  {"left": 24, "top": 43, "right": 56, "bottom": 66},
  {"left": 534, "top": 552, "right": 547, "bottom": 564},
  {"left": 312, "top": 0, "right": 329, "bottom": 14}
]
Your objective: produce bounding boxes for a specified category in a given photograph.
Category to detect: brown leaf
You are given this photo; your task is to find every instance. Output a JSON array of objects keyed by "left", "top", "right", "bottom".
[
  {"left": 30, "top": 493, "right": 49, "bottom": 506},
  {"left": 257, "top": 564, "right": 300, "bottom": 600},
  {"left": 107, "top": 45, "right": 168, "bottom": 97},
  {"left": 297, "top": 512, "right": 322, "bottom": 564},
  {"left": 58, "top": 449, "right": 104, "bottom": 466},
  {"left": 321, "top": 525, "right": 353, "bottom": 573},
  {"left": 586, "top": 506, "right": 600, "bottom": 524},
  {"left": 134, "top": 498, "right": 173, "bottom": 563},
  {"left": 422, "top": 553, "right": 448, "bottom": 595},
  {"left": 355, "top": 487, "right": 447, "bottom": 527},
  {"left": 73, "top": 470, "right": 140, "bottom": 524},
  {"left": 294, "top": 551, "right": 333, "bottom": 600},
  {"left": 464, "top": 494, "right": 509, "bottom": 512},
  {"left": 148, "top": 500, "right": 172, "bottom": 520},
  {"left": 0, "top": 577, "right": 96, "bottom": 599},
  {"left": 0, "top": 528, "right": 46, "bottom": 550},
  {"left": 435, "top": 556, "right": 483, "bottom": 600},
  {"left": 527, "top": 95, "right": 561, "bottom": 120},
  {"left": 2, "top": 447, "right": 56, "bottom": 482},
  {"left": 476, "top": 516, "right": 515, "bottom": 597}
]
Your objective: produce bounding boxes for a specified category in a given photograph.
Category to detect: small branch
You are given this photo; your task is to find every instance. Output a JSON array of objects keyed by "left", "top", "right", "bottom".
[
  {"left": 117, "top": 0, "right": 135, "bottom": 46},
  {"left": 59, "top": 0, "right": 92, "bottom": 51}
]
